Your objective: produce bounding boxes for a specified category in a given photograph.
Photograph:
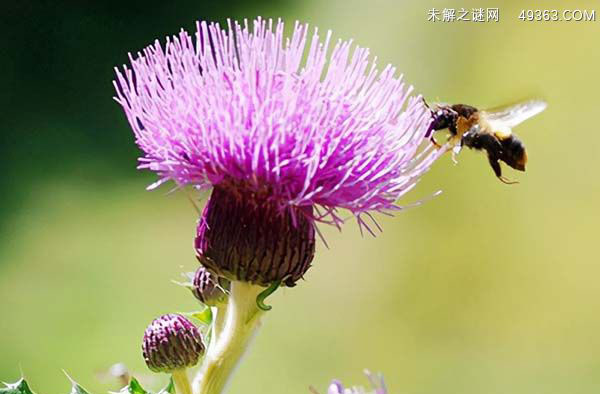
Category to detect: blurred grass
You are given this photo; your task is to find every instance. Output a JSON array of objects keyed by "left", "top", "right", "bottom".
[{"left": 2, "top": 0, "right": 600, "bottom": 393}]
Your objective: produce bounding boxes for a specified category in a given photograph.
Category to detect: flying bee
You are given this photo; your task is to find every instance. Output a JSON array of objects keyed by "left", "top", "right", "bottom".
[{"left": 426, "top": 100, "right": 547, "bottom": 184}]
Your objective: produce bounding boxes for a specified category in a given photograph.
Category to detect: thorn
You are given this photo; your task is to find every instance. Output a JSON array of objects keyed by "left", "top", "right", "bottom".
[{"left": 63, "top": 370, "right": 76, "bottom": 384}]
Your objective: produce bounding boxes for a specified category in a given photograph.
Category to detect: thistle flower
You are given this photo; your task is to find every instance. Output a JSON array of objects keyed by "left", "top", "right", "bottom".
[
  {"left": 142, "top": 314, "right": 205, "bottom": 373},
  {"left": 191, "top": 265, "right": 229, "bottom": 306},
  {"left": 114, "top": 18, "right": 444, "bottom": 287},
  {"left": 324, "top": 371, "right": 386, "bottom": 394}
]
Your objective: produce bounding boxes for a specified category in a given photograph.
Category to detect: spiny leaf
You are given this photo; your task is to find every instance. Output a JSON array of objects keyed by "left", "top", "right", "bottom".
[
  {"left": 119, "top": 377, "right": 173, "bottom": 394},
  {"left": 111, "top": 377, "right": 148, "bottom": 394},
  {"left": 69, "top": 383, "right": 89, "bottom": 394},
  {"left": 157, "top": 378, "right": 174, "bottom": 394},
  {"left": 122, "top": 378, "right": 147, "bottom": 394},
  {"left": 0, "top": 379, "right": 35, "bottom": 394},
  {"left": 1, "top": 375, "right": 171, "bottom": 394},
  {"left": 64, "top": 371, "right": 90, "bottom": 394}
]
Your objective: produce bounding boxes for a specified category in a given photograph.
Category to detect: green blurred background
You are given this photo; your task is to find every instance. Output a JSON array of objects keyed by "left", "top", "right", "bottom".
[{"left": 2, "top": 0, "right": 599, "bottom": 393}]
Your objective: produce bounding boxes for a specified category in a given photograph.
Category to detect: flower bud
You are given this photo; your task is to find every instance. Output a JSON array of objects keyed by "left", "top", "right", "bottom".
[
  {"left": 142, "top": 314, "right": 205, "bottom": 373},
  {"left": 191, "top": 265, "right": 229, "bottom": 306},
  {"left": 195, "top": 184, "right": 316, "bottom": 287}
]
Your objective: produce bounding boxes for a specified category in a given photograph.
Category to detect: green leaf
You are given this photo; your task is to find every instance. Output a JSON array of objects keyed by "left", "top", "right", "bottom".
[
  {"left": 111, "top": 377, "right": 148, "bottom": 394},
  {"left": 112, "top": 376, "right": 174, "bottom": 394},
  {"left": 1, "top": 374, "right": 171, "bottom": 394},
  {"left": 122, "top": 378, "right": 147, "bottom": 394},
  {"left": 0, "top": 379, "right": 35, "bottom": 394},
  {"left": 187, "top": 307, "right": 213, "bottom": 325},
  {"left": 64, "top": 371, "right": 90, "bottom": 394},
  {"left": 157, "top": 378, "right": 174, "bottom": 394},
  {"left": 69, "top": 383, "right": 89, "bottom": 394}
]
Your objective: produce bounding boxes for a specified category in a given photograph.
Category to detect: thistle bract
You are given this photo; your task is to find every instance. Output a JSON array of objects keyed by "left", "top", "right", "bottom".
[
  {"left": 115, "top": 18, "right": 444, "bottom": 286},
  {"left": 142, "top": 314, "right": 205, "bottom": 373},
  {"left": 195, "top": 184, "right": 315, "bottom": 287}
]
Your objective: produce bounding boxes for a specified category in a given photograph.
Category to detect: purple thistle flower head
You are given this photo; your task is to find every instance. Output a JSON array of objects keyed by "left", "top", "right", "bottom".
[
  {"left": 142, "top": 314, "right": 205, "bottom": 373},
  {"left": 114, "top": 18, "right": 443, "bottom": 286},
  {"left": 191, "top": 265, "right": 229, "bottom": 306}
]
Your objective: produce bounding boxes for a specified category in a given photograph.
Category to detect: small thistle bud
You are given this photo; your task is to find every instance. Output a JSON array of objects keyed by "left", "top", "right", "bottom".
[
  {"left": 142, "top": 314, "right": 205, "bottom": 373},
  {"left": 195, "top": 184, "right": 316, "bottom": 287},
  {"left": 191, "top": 266, "right": 229, "bottom": 306}
]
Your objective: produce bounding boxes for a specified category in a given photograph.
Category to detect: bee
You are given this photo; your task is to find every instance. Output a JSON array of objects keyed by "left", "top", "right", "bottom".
[{"left": 426, "top": 100, "right": 547, "bottom": 184}]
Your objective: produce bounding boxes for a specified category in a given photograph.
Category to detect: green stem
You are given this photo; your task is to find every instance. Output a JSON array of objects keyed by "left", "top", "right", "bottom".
[
  {"left": 172, "top": 369, "right": 192, "bottom": 394},
  {"left": 192, "top": 281, "right": 265, "bottom": 394},
  {"left": 212, "top": 303, "right": 228, "bottom": 340},
  {"left": 203, "top": 302, "right": 228, "bottom": 361}
]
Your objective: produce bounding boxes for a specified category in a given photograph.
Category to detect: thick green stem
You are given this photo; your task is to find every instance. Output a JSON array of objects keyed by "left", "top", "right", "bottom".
[
  {"left": 172, "top": 369, "right": 192, "bottom": 394},
  {"left": 192, "top": 281, "right": 265, "bottom": 394},
  {"left": 212, "top": 303, "right": 228, "bottom": 341}
]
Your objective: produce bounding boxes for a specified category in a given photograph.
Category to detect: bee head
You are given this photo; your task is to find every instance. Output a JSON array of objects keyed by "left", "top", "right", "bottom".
[{"left": 427, "top": 105, "right": 458, "bottom": 136}]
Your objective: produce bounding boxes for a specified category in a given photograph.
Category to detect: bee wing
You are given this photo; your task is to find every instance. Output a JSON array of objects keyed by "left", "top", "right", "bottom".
[{"left": 484, "top": 100, "right": 547, "bottom": 129}]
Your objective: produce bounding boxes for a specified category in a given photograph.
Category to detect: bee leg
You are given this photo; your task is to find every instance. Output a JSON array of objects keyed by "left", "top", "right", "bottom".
[
  {"left": 451, "top": 144, "right": 462, "bottom": 164},
  {"left": 429, "top": 135, "right": 442, "bottom": 149},
  {"left": 499, "top": 176, "right": 519, "bottom": 185},
  {"left": 488, "top": 155, "right": 519, "bottom": 184}
]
